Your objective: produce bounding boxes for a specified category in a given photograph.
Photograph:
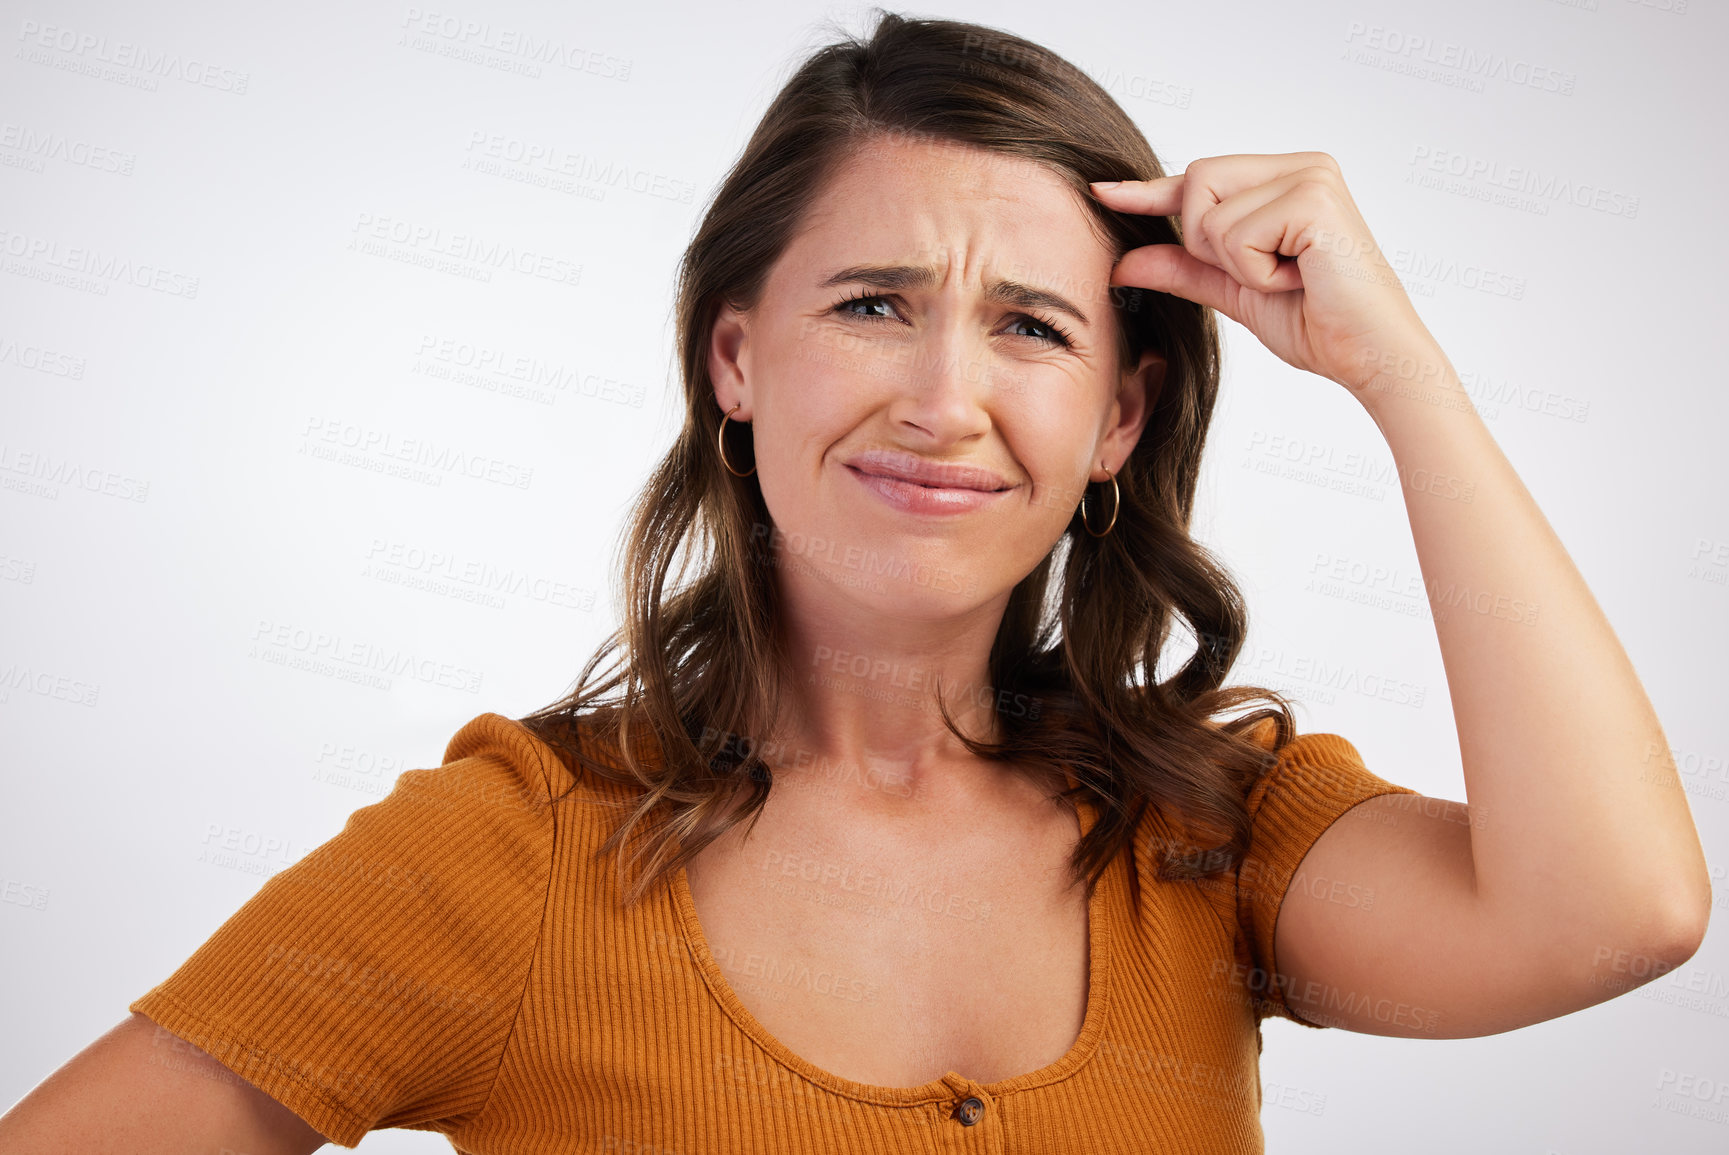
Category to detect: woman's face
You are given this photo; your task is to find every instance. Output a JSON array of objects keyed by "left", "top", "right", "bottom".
[{"left": 710, "top": 132, "right": 1163, "bottom": 621}]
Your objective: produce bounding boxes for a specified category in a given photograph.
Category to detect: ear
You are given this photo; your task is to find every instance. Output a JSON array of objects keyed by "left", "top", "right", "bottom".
[
  {"left": 709, "top": 301, "right": 753, "bottom": 419},
  {"left": 1098, "top": 348, "right": 1165, "bottom": 480}
]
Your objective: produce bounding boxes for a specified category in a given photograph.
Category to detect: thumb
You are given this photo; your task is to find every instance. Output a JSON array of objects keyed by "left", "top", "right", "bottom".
[{"left": 1113, "top": 244, "right": 1239, "bottom": 321}]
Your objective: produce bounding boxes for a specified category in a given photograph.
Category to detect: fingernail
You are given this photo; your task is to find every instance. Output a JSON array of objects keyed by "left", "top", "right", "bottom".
[{"left": 1090, "top": 181, "right": 1121, "bottom": 191}]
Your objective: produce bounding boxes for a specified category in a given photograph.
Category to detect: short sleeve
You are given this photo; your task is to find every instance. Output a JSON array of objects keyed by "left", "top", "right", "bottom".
[
  {"left": 1235, "top": 725, "right": 1420, "bottom": 1028},
  {"left": 128, "top": 713, "right": 561, "bottom": 1147}
]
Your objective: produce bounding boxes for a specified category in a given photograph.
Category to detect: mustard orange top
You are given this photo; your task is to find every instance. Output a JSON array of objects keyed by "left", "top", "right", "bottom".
[{"left": 130, "top": 711, "right": 1417, "bottom": 1153}]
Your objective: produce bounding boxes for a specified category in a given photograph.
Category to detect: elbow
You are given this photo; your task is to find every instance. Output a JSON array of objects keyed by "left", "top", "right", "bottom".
[
  {"left": 1650, "top": 873, "right": 1713, "bottom": 972},
  {"left": 1582, "top": 878, "right": 1712, "bottom": 991},
  {"left": 1661, "top": 900, "right": 1711, "bottom": 970}
]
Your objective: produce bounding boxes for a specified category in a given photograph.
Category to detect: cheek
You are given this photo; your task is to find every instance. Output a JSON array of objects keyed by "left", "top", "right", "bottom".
[
  {"left": 748, "top": 398, "right": 845, "bottom": 526},
  {"left": 775, "top": 311, "right": 881, "bottom": 384},
  {"left": 756, "top": 325, "right": 878, "bottom": 459},
  {"left": 764, "top": 319, "right": 859, "bottom": 408},
  {"left": 1007, "top": 403, "right": 1098, "bottom": 479},
  {"left": 774, "top": 318, "right": 835, "bottom": 391}
]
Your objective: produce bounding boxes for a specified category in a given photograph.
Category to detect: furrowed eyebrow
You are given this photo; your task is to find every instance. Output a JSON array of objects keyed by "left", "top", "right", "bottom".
[{"left": 818, "top": 263, "right": 1091, "bottom": 328}]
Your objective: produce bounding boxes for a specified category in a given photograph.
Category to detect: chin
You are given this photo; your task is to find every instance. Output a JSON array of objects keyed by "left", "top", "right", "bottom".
[{"left": 779, "top": 545, "right": 989, "bottom": 610}]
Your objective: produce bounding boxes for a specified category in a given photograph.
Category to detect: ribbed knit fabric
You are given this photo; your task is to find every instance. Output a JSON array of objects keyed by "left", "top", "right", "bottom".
[{"left": 130, "top": 712, "right": 1418, "bottom": 1153}]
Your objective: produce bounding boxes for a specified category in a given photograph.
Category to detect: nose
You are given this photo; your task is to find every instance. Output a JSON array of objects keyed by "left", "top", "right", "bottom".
[{"left": 882, "top": 310, "right": 1000, "bottom": 446}]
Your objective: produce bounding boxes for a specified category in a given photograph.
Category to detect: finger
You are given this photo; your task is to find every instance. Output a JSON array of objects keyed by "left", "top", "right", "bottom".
[
  {"left": 1193, "top": 170, "right": 1330, "bottom": 292},
  {"left": 1179, "top": 168, "right": 1224, "bottom": 268},
  {"left": 1181, "top": 152, "right": 1342, "bottom": 204},
  {"left": 1088, "top": 174, "right": 1184, "bottom": 216},
  {"left": 1110, "top": 243, "right": 1242, "bottom": 323},
  {"left": 1212, "top": 192, "right": 1310, "bottom": 293},
  {"left": 1095, "top": 155, "right": 1343, "bottom": 294},
  {"left": 1091, "top": 175, "right": 1226, "bottom": 268},
  {"left": 1099, "top": 153, "right": 1343, "bottom": 268},
  {"left": 1087, "top": 150, "right": 1342, "bottom": 214}
]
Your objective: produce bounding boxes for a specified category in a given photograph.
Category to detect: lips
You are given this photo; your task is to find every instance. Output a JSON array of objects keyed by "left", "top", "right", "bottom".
[{"left": 842, "top": 449, "right": 1012, "bottom": 492}]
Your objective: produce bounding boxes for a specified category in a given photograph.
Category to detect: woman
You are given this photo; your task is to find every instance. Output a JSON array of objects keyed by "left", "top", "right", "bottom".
[{"left": 1, "top": 11, "right": 1709, "bottom": 1154}]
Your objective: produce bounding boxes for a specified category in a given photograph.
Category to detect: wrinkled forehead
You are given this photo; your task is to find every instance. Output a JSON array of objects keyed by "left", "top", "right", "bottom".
[{"left": 781, "top": 133, "right": 1120, "bottom": 299}]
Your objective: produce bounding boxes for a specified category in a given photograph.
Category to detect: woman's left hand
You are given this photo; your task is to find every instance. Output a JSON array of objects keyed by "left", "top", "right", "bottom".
[{"left": 1091, "top": 152, "right": 1438, "bottom": 396}]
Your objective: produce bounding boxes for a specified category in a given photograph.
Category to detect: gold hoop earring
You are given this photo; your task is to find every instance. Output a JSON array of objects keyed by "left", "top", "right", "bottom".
[
  {"left": 1081, "top": 462, "right": 1119, "bottom": 537},
  {"left": 718, "top": 402, "right": 755, "bottom": 477}
]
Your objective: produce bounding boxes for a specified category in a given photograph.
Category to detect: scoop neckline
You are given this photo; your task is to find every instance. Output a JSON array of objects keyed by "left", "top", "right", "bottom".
[{"left": 667, "top": 769, "right": 1113, "bottom": 1108}]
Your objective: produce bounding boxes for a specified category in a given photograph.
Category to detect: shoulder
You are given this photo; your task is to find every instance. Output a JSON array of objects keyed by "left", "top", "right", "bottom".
[
  {"left": 1235, "top": 723, "right": 1419, "bottom": 1026},
  {"left": 1239, "top": 720, "right": 1411, "bottom": 827},
  {"left": 124, "top": 711, "right": 604, "bottom": 1144},
  {"left": 450, "top": 709, "right": 663, "bottom": 852},
  {"left": 1127, "top": 716, "right": 1415, "bottom": 938},
  {"left": 1227, "top": 717, "right": 1417, "bottom": 892},
  {"left": 1126, "top": 715, "right": 1353, "bottom": 855},
  {"left": 439, "top": 708, "right": 654, "bottom": 800},
  {"left": 439, "top": 711, "right": 571, "bottom": 798},
  {"left": 271, "top": 712, "right": 586, "bottom": 905}
]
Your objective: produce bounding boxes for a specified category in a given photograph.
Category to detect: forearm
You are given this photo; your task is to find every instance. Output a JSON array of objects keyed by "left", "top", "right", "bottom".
[{"left": 1352, "top": 339, "right": 1712, "bottom": 959}]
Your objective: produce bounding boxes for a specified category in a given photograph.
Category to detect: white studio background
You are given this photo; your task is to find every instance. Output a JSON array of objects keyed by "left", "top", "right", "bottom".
[{"left": 3, "top": 0, "right": 1726, "bottom": 1151}]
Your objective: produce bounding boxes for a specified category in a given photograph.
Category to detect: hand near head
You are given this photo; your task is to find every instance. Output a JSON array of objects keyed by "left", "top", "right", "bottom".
[{"left": 1092, "top": 152, "right": 1440, "bottom": 396}]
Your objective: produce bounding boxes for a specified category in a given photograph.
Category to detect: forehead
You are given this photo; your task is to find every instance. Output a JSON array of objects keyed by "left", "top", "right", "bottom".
[{"left": 782, "top": 133, "right": 1114, "bottom": 280}]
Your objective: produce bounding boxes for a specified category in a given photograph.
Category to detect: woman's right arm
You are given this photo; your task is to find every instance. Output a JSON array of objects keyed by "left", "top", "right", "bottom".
[{"left": 0, "top": 1013, "right": 331, "bottom": 1155}]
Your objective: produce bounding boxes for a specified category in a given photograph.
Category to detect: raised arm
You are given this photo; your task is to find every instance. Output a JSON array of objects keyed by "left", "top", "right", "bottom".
[
  {"left": 1092, "top": 154, "right": 1711, "bottom": 1037},
  {"left": 0, "top": 1013, "right": 330, "bottom": 1154}
]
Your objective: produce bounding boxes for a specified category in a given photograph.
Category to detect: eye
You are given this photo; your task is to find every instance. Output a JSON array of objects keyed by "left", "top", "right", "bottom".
[
  {"left": 829, "top": 292, "right": 1076, "bottom": 348},
  {"left": 1005, "top": 314, "right": 1075, "bottom": 348},
  {"left": 830, "top": 292, "right": 901, "bottom": 322}
]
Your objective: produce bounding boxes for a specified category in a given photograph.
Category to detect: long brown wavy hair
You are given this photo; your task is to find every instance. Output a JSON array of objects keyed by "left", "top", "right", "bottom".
[{"left": 519, "top": 9, "right": 1298, "bottom": 907}]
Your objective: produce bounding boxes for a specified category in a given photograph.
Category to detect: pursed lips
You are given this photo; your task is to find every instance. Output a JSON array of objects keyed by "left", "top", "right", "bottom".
[{"left": 842, "top": 452, "right": 1013, "bottom": 493}]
